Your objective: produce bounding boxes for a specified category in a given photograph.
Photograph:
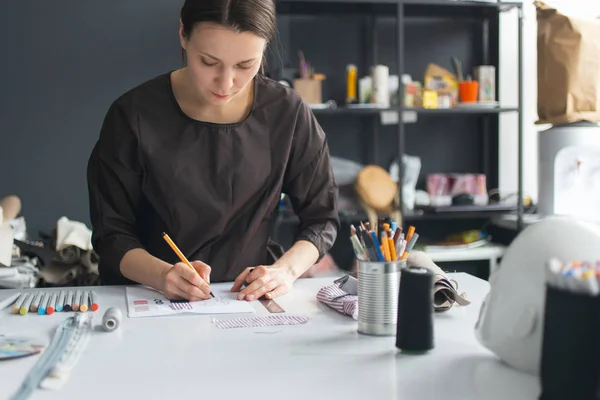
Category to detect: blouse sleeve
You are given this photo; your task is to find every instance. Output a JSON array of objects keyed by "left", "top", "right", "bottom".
[
  {"left": 282, "top": 100, "right": 340, "bottom": 261},
  {"left": 87, "top": 101, "right": 145, "bottom": 277}
]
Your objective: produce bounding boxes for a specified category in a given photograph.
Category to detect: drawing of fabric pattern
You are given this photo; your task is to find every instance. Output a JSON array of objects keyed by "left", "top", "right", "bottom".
[
  {"left": 213, "top": 315, "right": 309, "bottom": 329},
  {"left": 170, "top": 302, "right": 193, "bottom": 311},
  {"left": 316, "top": 284, "right": 358, "bottom": 320}
]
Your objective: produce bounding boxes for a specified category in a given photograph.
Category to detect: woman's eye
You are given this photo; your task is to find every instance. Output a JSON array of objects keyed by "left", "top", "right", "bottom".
[
  {"left": 201, "top": 58, "right": 217, "bottom": 67},
  {"left": 237, "top": 64, "right": 253, "bottom": 70}
]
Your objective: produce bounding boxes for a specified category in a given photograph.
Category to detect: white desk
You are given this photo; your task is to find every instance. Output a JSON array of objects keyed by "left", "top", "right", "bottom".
[{"left": 0, "top": 273, "right": 539, "bottom": 400}]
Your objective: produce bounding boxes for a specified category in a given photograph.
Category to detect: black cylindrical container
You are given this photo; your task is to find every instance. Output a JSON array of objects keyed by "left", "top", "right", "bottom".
[
  {"left": 395, "top": 266, "right": 434, "bottom": 353},
  {"left": 539, "top": 285, "right": 600, "bottom": 400}
]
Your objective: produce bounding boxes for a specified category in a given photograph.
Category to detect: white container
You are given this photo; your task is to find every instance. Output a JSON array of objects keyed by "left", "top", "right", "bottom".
[
  {"left": 538, "top": 122, "right": 600, "bottom": 222},
  {"left": 474, "top": 65, "right": 496, "bottom": 102},
  {"left": 358, "top": 76, "right": 372, "bottom": 104},
  {"left": 371, "top": 65, "right": 390, "bottom": 108}
]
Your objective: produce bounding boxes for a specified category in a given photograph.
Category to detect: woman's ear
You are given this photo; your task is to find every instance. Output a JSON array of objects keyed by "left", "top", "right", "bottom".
[{"left": 178, "top": 19, "right": 187, "bottom": 51}]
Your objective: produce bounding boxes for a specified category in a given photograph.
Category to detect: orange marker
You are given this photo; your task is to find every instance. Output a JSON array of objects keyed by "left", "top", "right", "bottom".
[
  {"left": 405, "top": 226, "right": 416, "bottom": 244},
  {"left": 388, "top": 235, "right": 397, "bottom": 261},
  {"left": 381, "top": 232, "right": 391, "bottom": 262},
  {"left": 72, "top": 290, "right": 81, "bottom": 312},
  {"left": 80, "top": 291, "right": 89, "bottom": 312}
]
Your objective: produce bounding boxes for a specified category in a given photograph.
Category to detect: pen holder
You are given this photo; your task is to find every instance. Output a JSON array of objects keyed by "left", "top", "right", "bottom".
[
  {"left": 294, "top": 78, "right": 322, "bottom": 104},
  {"left": 357, "top": 259, "right": 406, "bottom": 336},
  {"left": 539, "top": 285, "right": 600, "bottom": 400}
]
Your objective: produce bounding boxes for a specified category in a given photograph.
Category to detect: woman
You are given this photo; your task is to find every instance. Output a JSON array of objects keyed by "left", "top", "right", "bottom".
[{"left": 87, "top": 0, "right": 339, "bottom": 303}]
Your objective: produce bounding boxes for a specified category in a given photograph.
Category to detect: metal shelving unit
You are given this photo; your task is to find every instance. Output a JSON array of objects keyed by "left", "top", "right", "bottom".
[{"left": 274, "top": 0, "right": 525, "bottom": 231}]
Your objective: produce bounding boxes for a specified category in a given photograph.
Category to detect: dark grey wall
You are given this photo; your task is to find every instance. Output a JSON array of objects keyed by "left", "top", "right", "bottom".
[
  {"left": 0, "top": 1, "right": 183, "bottom": 237},
  {"left": 0, "top": 1, "right": 494, "bottom": 247}
]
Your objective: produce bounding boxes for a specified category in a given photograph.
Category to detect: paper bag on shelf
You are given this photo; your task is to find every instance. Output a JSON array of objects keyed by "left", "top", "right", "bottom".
[
  {"left": 423, "top": 63, "right": 459, "bottom": 106},
  {"left": 535, "top": 1, "right": 600, "bottom": 125}
]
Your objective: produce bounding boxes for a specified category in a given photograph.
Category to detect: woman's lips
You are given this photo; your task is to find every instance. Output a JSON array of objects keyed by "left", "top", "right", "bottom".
[{"left": 211, "top": 92, "right": 230, "bottom": 99}]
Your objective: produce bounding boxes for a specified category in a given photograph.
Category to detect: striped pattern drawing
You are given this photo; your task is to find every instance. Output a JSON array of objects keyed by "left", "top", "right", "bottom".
[
  {"left": 169, "top": 302, "right": 193, "bottom": 311},
  {"left": 213, "top": 315, "right": 309, "bottom": 329}
]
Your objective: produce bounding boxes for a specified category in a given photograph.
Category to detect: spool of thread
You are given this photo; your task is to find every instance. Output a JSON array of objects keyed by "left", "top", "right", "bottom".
[
  {"left": 102, "top": 307, "right": 122, "bottom": 332},
  {"left": 371, "top": 64, "right": 390, "bottom": 108},
  {"left": 395, "top": 266, "right": 434, "bottom": 353}
]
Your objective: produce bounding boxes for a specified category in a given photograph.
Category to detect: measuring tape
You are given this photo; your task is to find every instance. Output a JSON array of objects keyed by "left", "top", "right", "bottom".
[{"left": 10, "top": 312, "right": 93, "bottom": 400}]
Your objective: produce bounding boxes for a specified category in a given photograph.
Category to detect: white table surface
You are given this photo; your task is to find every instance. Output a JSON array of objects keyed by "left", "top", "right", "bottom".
[{"left": 0, "top": 273, "right": 540, "bottom": 400}]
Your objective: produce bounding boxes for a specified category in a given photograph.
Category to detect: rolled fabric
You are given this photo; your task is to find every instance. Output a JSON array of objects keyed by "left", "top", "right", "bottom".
[
  {"left": 407, "top": 251, "right": 471, "bottom": 312},
  {"left": 0, "top": 195, "right": 21, "bottom": 222},
  {"left": 57, "top": 245, "right": 81, "bottom": 265}
]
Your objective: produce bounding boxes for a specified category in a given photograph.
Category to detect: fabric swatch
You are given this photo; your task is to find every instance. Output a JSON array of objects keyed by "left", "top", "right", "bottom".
[{"left": 316, "top": 284, "right": 358, "bottom": 320}]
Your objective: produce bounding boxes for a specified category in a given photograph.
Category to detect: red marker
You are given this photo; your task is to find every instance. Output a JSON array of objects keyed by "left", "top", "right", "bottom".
[
  {"left": 46, "top": 292, "right": 57, "bottom": 315},
  {"left": 90, "top": 291, "right": 99, "bottom": 311}
]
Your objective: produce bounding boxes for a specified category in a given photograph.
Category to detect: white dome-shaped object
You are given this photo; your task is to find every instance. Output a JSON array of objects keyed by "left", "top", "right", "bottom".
[{"left": 475, "top": 216, "right": 600, "bottom": 375}]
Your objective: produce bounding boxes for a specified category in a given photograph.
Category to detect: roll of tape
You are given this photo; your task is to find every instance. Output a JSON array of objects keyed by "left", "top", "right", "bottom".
[{"left": 102, "top": 307, "right": 122, "bottom": 332}]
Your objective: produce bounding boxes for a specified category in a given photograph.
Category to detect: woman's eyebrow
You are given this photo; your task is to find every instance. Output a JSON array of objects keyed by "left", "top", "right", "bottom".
[{"left": 200, "top": 52, "right": 257, "bottom": 64}]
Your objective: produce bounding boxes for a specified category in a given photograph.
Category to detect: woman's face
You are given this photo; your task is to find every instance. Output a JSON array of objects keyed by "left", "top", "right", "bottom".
[{"left": 180, "top": 22, "right": 266, "bottom": 106}]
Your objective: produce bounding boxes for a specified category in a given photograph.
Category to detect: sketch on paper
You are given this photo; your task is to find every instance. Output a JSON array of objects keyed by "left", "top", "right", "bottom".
[{"left": 125, "top": 285, "right": 254, "bottom": 318}]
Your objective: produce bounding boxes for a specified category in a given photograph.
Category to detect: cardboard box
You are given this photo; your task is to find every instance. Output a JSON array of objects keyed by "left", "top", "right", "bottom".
[{"left": 293, "top": 79, "right": 322, "bottom": 104}]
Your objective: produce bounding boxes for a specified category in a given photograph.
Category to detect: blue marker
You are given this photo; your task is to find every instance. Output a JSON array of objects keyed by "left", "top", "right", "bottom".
[
  {"left": 56, "top": 290, "right": 65, "bottom": 312},
  {"left": 370, "top": 231, "right": 385, "bottom": 262},
  {"left": 38, "top": 292, "right": 49, "bottom": 315},
  {"left": 391, "top": 221, "right": 398, "bottom": 233}
]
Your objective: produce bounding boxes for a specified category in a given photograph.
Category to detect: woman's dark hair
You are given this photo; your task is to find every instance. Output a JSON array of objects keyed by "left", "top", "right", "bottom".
[{"left": 180, "top": 0, "right": 277, "bottom": 42}]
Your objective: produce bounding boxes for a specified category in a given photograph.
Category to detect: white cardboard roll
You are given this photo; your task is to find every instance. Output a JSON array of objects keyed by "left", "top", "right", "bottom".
[{"left": 371, "top": 65, "right": 390, "bottom": 107}]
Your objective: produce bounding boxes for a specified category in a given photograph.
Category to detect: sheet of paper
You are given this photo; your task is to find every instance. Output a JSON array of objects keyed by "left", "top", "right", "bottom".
[
  {"left": 0, "top": 222, "right": 14, "bottom": 267},
  {"left": 125, "top": 285, "right": 255, "bottom": 318}
]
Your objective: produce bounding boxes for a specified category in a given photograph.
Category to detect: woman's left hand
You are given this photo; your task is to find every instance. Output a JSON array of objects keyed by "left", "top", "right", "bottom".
[{"left": 231, "top": 264, "right": 297, "bottom": 301}]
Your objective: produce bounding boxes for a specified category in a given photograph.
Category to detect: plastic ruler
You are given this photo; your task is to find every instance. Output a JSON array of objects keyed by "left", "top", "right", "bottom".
[{"left": 10, "top": 312, "right": 93, "bottom": 400}]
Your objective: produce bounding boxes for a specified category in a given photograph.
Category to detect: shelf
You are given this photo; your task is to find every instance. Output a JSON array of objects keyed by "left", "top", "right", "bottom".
[
  {"left": 276, "top": 0, "right": 520, "bottom": 17},
  {"left": 422, "top": 243, "right": 506, "bottom": 263},
  {"left": 310, "top": 106, "right": 519, "bottom": 117},
  {"left": 405, "top": 209, "right": 514, "bottom": 221},
  {"left": 275, "top": 206, "right": 515, "bottom": 225},
  {"left": 310, "top": 106, "right": 393, "bottom": 115},
  {"left": 404, "top": 107, "right": 519, "bottom": 115},
  {"left": 276, "top": 211, "right": 368, "bottom": 225},
  {"left": 277, "top": 0, "right": 521, "bottom": 7}
]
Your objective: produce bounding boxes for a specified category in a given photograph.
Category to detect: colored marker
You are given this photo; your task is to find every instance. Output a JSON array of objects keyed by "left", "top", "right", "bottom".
[
  {"left": 64, "top": 291, "right": 73, "bottom": 312},
  {"left": 10, "top": 293, "right": 26, "bottom": 314},
  {"left": 38, "top": 292, "right": 49, "bottom": 315},
  {"left": 30, "top": 292, "right": 43, "bottom": 313},
  {"left": 72, "top": 290, "right": 81, "bottom": 312},
  {"left": 47, "top": 292, "right": 58, "bottom": 315},
  {"left": 80, "top": 291, "right": 89, "bottom": 312},
  {"left": 56, "top": 290, "right": 65, "bottom": 312},
  {"left": 90, "top": 291, "right": 99, "bottom": 311},
  {"left": 20, "top": 294, "right": 34, "bottom": 315},
  {"left": 0, "top": 292, "right": 21, "bottom": 313},
  {"left": 370, "top": 231, "right": 385, "bottom": 261}
]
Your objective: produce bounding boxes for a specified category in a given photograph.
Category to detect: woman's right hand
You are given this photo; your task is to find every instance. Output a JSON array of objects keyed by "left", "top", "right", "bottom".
[{"left": 161, "top": 261, "right": 212, "bottom": 301}]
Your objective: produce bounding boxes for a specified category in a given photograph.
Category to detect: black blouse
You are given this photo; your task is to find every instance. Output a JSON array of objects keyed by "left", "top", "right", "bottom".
[{"left": 87, "top": 72, "right": 340, "bottom": 285}]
